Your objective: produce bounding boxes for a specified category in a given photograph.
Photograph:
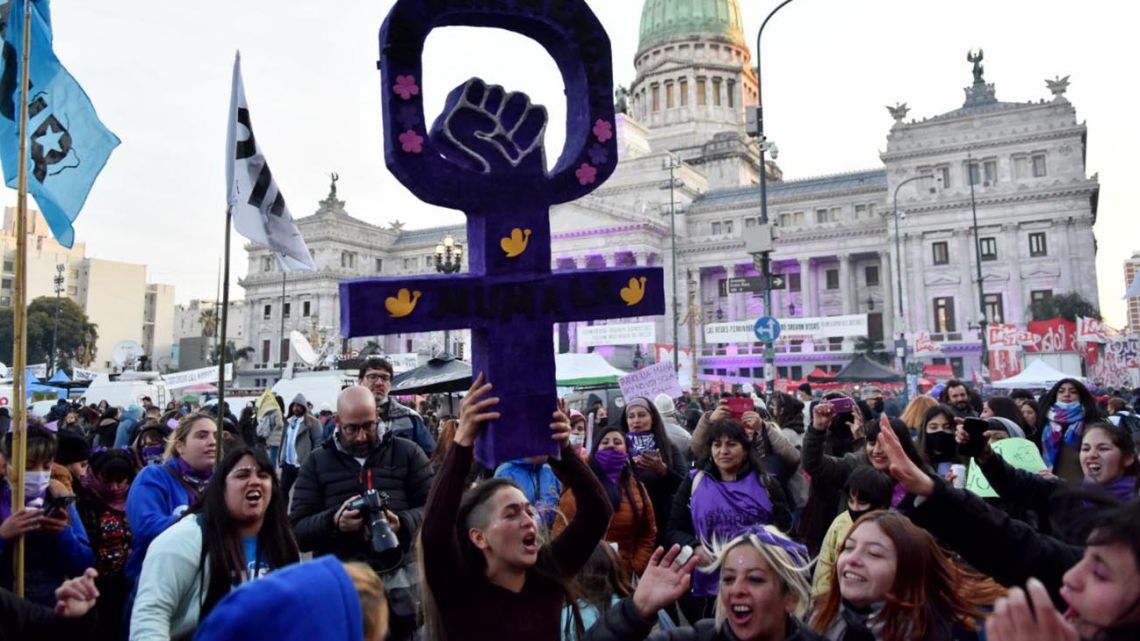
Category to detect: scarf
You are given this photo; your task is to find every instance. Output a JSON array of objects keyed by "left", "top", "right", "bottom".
[
  {"left": 594, "top": 449, "right": 628, "bottom": 487},
  {"left": 1043, "top": 401, "right": 1085, "bottom": 469},
  {"left": 1085, "top": 475, "right": 1139, "bottom": 504},
  {"left": 83, "top": 469, "right": 129, "bottom": 511},
  {"left": 839, "top": 601, "right": 882, "bottom": 641},
  {"left": 170, "top": 457, "right": 213, "bottom": 495}
]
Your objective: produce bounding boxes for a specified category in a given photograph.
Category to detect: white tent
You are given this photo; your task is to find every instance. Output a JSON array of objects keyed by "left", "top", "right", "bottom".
[
  {"left": 555, "top": 353, "right": 627, "bottom": 387},
  {"left": 990, "top": 358, "right": 1086, "bottom": 389}
]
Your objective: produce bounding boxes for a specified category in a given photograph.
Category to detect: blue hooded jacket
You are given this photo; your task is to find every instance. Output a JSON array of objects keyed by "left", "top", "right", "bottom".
[
  {"left": 493, "top": 459, "right": 562, "bottom": 528},
  {"left": 193, "top": 555, "right": 363, "bottom": 641},
  {"left": 124, "top": 459, "right": 197, "bottom": 581},
  {"left": 113, "top": 405, "right": 143, "bottom": 448}
]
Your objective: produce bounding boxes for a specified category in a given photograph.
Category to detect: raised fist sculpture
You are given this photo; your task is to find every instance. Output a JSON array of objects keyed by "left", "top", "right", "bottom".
[{"left": 434, "top": 78, "right": 547, "bottom": 177}]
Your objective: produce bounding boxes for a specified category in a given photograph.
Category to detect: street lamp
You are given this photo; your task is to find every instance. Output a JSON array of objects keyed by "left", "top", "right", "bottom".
[
  {"left": 892, "top": 173, "right": 937, "bottom": 398},
  {"left": 48, "top": 264, "right": 64, "bottom": 376},
  {"left": 663, "top": 154, "right": 682, "bottom": 373},
  {"left": 434, "top": 234, "right": 463, "bottom": 354},
  {"left": 967, "top": 153, "right": 989, "bottom": 378},
  {"left": 750, "top": 0, "right": 798, "bottom": 398}
]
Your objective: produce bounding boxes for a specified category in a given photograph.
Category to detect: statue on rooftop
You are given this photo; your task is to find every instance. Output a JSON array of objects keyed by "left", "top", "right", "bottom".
[{"left": 967, "top": 49, "right": 985, "bottom": 84}]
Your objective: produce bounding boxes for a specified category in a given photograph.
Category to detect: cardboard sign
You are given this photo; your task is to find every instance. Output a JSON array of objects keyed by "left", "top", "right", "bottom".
[
  {"left": 619, "top": 361, "right": 683, "bottom": 404},
  {"left": 965, "top": 438, "right": 1047, "bottom": 499}
]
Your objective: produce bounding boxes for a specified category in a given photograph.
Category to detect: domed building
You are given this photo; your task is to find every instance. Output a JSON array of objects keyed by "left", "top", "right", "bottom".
[{"left": 238, "top": 0, "right": 1099, "bottom": 391}]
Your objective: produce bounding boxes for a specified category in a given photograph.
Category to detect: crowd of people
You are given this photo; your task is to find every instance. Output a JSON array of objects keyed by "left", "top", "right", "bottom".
[{"left": 2, "top": 357, "right": 1140, "bottom": 641}]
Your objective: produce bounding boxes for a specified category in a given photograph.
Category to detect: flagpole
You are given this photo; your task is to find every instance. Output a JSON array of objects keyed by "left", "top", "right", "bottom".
[
  {"left": 216, "top": 209, "right": 231, "bottom": 463},
  {"left": 10, "top": 0, "right": 34, "bottom": 598}
]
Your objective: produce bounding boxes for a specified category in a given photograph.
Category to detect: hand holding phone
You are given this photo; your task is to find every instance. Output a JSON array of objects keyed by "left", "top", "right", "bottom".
[
  {"left": 829, "top": 396, "right": 855, "bottom": 414},
  {"left": 43, "top": 494, "right": 76, "bottom": 521},
  {"left": 959, "top": 418, "right": 989, "bottom": 458},
  {"left": 726, "top": 397, "right": 752, "bottom": 420}
]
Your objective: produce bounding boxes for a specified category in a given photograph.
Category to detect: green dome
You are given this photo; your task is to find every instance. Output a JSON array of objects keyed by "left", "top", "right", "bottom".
[{"left": 638, "top": 0, "right": 746, "bottom": 54}]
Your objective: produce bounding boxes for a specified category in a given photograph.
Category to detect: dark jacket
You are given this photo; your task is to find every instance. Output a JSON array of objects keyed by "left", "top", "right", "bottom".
[
  {"left": 909, "top": 475, "right": 1082, "bottom": 608},
  {"left": 584, "top": 597, "right": 826, "bottom": 641},
  {"left": 378, "top": 397, "right": 436, "bottom": 456},
  {"left": 288, "top": 431, "right": 434, "bottom": 569},
  {"left": 635, "top": 440, "right": 688, "bottom": 547},
  {"left": 0, "top": 585, "right": 96, "bottom": 641}
]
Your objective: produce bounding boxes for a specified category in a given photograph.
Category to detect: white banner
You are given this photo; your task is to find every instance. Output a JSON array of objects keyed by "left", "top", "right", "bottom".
[
  {"left": 72, "top": 368, "right": 99, "bottom": 381},
  {"left": 704, "top": 315, "right": 869, "bottom": 344},
  {"left": 704, "top": 321, "right": 757, "bottom": 344},
  {"left": 1076, "top": 316, "right": 1106, "bottom": 344},
  {"left": 578, "top": 322, "right": 657, "bottom": 348},
  {"left": 163, "top": 364, "right": 233, "bottom": 391},
  {"left": 28, "top": 363, "right": 47, "bottom": 378},
  {"left": 387, "top": 353, "right": 420, "bottom": 373}
]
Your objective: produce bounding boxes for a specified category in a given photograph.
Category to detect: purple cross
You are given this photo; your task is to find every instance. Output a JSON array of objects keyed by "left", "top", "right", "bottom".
[{"left": 340, "top": 0, "right": 665, "bottom": 466}]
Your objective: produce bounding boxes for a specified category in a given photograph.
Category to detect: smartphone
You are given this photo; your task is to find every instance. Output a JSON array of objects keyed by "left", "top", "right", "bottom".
[
  {"left": 43, "top": 494, "right": 76, "bottom": 519},
  {"left": 726, "top": 397, "right": 752, "bottom": 420},
  {"left": 960, "top": 418, "right": 989, "bottom": 458},
  {"left": 829, "top": 397, "right": 855, "bottom": 414}
]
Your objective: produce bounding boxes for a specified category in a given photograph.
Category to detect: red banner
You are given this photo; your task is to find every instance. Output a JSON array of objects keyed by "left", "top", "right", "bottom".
[
  {"left": 1024, "top": 319, "right": 1078, "bottom": 353},
  {"left": 989, "top": 350, "right": 1022, "bottom": 381}
]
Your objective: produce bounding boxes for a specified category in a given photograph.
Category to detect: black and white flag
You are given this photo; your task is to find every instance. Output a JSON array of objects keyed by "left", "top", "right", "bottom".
[{"left": 225, "top": 52, "right": 315, "bottom": 272}]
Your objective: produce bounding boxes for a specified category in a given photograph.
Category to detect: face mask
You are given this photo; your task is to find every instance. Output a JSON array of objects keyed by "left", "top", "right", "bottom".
[
  {"left": 924, "top": 431, "right": 957, "bottom": 462},
  {"left": 594, "top": 448, "right": 628, "bottom": 484},
  {"left": 142, "top": 445, "right": 164, "bottom": 466},
  {"left": 569, "top": 434, "right": 585, "bottom": 448},
  {"left": 1055, "top": 400, "right": 1081, "bottom": 411},
  {"left": 869, "top": 399, "right": 884, "bottom": 412},
  {"left": 848, "top": 507, "right": 874, "bottom": 523},
  {"left": 24, "top": 470, "right": 50, "bottom": 504}
]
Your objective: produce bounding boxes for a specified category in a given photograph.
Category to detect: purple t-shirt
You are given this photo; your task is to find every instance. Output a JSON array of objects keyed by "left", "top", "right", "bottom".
[{"left": 688, "top": 469, "right": 774, "bottom": 596}]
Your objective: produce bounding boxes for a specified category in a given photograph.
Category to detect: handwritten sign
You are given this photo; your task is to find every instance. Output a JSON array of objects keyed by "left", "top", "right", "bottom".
[
  {"left": 619, "top": 361, "right": 683, "bottom": 403},
  {"left": 965, "top": 438, "right": 1047, "bottom": 499}
]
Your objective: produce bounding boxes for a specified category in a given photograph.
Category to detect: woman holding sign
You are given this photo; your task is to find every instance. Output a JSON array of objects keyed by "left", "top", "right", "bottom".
[
  {"left": 620, "top": 398, "right": 687, "bottom": 548},
  {"left": 960, "top": 421, "right": 1137, "bottom": 539}
]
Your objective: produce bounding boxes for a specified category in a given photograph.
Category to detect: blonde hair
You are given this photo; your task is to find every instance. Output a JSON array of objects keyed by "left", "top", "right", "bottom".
[
  {"left": 163, "top": 412, "right": 216, "bottom": 461},
  {"left": 704, "top": 526, "right": 814, "bottom": 628},
  {"left": 343, "top": 562, "right": 389, "bottom": 641},
  {"left": 899, "top": 395, "right": 938, "bottom": 432}
]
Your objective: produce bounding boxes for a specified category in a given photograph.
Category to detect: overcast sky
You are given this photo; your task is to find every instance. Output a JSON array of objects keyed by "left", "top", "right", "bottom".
[{"left": 19, "top": 1, "right": 1139, "bottom": 326}]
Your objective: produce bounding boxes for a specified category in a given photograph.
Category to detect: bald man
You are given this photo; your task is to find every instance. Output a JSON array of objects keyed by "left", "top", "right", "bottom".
[{"left": 288, "top": 385, "right": 433, "bottom": 641}]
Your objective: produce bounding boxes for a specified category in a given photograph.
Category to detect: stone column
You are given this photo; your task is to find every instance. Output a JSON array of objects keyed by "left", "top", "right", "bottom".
[
  {"left": 880, "top": 252, "right": 895, "bottom": 341},
  {"left": 959, "top": 231, "right": 978, "bottom": 331},
  {"left": 799, "top": 257, "right": 816, "bottom": 318},
  {"left": 839, "top": 254, "right": 853, "bottom": 315},
  {"left": 1004, "top": 225, "right": 1023, "bottom": 323},
  {"left": 723, "top": 264, "right": 737, "bottom": 321}
]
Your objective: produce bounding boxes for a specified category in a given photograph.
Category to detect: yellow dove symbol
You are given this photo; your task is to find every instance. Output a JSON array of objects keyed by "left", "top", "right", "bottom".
[
  {"left": 620, "top": 277, "right": 647, "bottom": 307},
  {"left": 385, "top": 288, "right": 422, "bottom": 318},
  {"left": 500, "top": 228, "right": 532, "bottom": 258}
]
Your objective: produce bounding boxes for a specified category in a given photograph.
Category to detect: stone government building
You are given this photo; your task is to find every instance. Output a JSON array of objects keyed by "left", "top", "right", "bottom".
[{"left": 237, "top": 0, "right": 1099, "bottom": 389}]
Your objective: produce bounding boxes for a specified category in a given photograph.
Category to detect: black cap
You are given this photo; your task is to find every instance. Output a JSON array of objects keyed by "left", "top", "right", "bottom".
[{"left": 56, "top": 430, "right": 92, "bottom": 465}]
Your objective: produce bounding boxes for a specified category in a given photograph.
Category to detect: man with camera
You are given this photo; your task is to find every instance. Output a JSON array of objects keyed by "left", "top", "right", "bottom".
[{"left": 289, "top": 385, "right": 433, "bottom": 640}]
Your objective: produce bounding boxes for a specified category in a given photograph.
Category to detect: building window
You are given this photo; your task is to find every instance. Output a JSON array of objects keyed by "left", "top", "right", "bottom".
[
  {"left": 712, "top": 77, "right": 722, "bottom": 106},
  {"left": 723, "top": 220, "right": 733, "bottom": 234},
  {"left": 933, "top": 297, "right": 956, "bottom": 332},
  {"left": 263, "top": 304, "right": 272, "bottom": 320},
  {"left": 854, "top": 204, "right": 866, "bottom": 218},
  {"left": 2, "top": 259, "right": 12, "bottom": 272},
  {"left": 1031, "top": 289, "right": 1053, "bottom": 305},
  {"left": 375, "top": 258, "right": 383, "bottom": 273},
  {"left": 261, "top": 339, "right": 271, "bottom": 363},
  {"left": 0, "top": 277, "right": 10, "bottom": 290},
  {"left": 967, "top": 159, "right": 996, "bottom": 186},
  {"left": 868, "top": 313, "right": 884, "bottom": 342},
  {"left": 779, "top": 211, "right": 805, "bottom": 227},
  {"left": 825, "top": 269, "right": 839, "bottom": 290},
  {"left": 679, "top": 78, "right": 688, "bottom": 106},
  {"left": 968, "top": 161, "right": 980, "bottom": 186},
  {"left": 711, "top": 221, "right": 722, "bottom": 235},
  {"left": 341, "top": 252, "right": 355, "bottom": 269},
  {"left": 726, "top": 79, "right": 735, "bottom": 108},
  {"left": 979, "top": 237, "right": 998, "bottom": 261},
  {"left": 403, "top": 257, "right": 414, "bottom": 270},
  {"left": 283, "top": 302, "right": 291, "bottom": 318},
  {"left": 788, "top": 272, "right": 801, "bottom": 292},
  {"left": 865, "top": 265, "right": 880, "bottom": 287},
  {"left": 815, "top": 208, "right": 839, "bottom": 224},
  {"left": 261, "top": 256, "right": 273, "bottom": 272},
  {"left": 302, "top": 301, "right": 311, "bottom": 317},
  {"left": 696, "top": 77, "right": 707, "bottom": 106},
  {"left": 938, "top": 165, "right": 951, "bottom": 188},
  {"left": 717, "top": 279, "right": 728, "bottom": 297},
  {"left": 1012, "top": 154, "right": 1028, "bottom": 179},
  {"left": 280, "top": 339, "right": 289, "bottom": 363},
  {"left": 744, "top": 217, "right": 757, "bottom": 228},
  {"left": 1028, "top": 232, "right": 1047, "bottom": 257},
  {"left": 932, "top": 241, "right": 949, "bottom": 265},
  {"left": 665, "top": 81, "right": 674, "bottom": 109},
  {"left": 651, "top": 84, "right": 660, "bottom": 111},
  {"left": 1032, "top": 153, "right": 1047, "bottom": 177},
  {"left": 984, "top": 293, "right": 1004, "bottom": 324}
]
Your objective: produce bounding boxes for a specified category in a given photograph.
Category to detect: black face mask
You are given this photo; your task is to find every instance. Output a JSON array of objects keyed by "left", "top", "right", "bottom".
[
  {"left": 848, "top": 507, "right": 874, "bottom": 523},
  {"left": 925, "top": 431, "right": 957, "bottom": 462},
  {"left": 868, "top": 399, "right": 884, "bottom": 412}
]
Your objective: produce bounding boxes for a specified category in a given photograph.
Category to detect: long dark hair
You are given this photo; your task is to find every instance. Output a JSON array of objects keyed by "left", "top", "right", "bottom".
[
  {"left": 189, "top": 446, "right": 299, "bottom": 617},
  {"left": 984, "top": 396, "right": 1032, "bottom": 436},
  {"left": 867, "top": 417, "right": 928, "bottom": 472},
  {"left": 914, "top": 404, "right": 960, "bottom": 467},
  {"left": 618, "top": 398, "right": 675, "bottom": 469},
  {"left": 567, "top": 543, "right": 631, "bottom": 639},
  {"left": 699, "top": 418, "right": 762, "bottom": 479},
  {"left": 1036, "top": 378, "right": 1102, "bottom": 436}
]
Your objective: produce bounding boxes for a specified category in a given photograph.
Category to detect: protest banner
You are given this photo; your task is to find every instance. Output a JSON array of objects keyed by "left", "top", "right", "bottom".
[
  {"left": 619, "top": 361, "right": 683, "bottom": 403},
  {"left": 965, "top": 438, "right": 1047, "bottom": 499},
  {"left": 164, "top": 364, "right": 233, "bottom": 391},
  {"left": 579, "top": 322, "right": 656, "bottom": 347}
]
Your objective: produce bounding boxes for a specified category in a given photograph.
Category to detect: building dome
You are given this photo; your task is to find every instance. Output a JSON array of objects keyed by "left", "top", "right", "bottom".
[{"left": 638, "top": 0, "right": 746, "bottom": 55}]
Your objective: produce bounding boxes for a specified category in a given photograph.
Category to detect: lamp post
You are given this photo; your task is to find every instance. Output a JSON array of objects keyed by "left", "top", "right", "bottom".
[
  {"left": 434, "top": 233, "right": 463, "bottom": 354},
  {"left": 752, "top": 0, "right": 797, "bottom": 398},
  {"left": 48, "top": 264, "right": 64, "bottom": 376},
  {"left": 892, "top": 173, "right": 936, "bottom": 399},
  {"left": 967, "top": 153, "right": 989, "bottom": 379},
  {"left": 663, "top": 154, "right": 682, "bottom": 373}
]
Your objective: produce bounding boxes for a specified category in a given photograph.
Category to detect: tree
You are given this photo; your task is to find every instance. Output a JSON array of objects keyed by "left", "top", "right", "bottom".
[
  {"left": 1028, "top": 292, "right": 1100, "bottom": 322},
  {"left": 853, "top": 336, "right": 890, "bottom": 365},
  {"left": 211, "top": 341, "right": 255, "bottom": 366},
  {"left": 361, "top": 340, "right": 383, "bottom": 356},
  {"left": 0, "top": 297, "right": 98, "bottom": 370},
  {"left": 199, "top": 308, "right": 218, "bottom": 338}
]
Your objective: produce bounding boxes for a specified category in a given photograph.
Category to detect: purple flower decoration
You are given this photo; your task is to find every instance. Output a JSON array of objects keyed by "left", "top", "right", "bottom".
[
  {"left": 393, "top": 75, "right": 420, "bottom": 100},
  {"left": 592, "top": 119, "right": 613, "bottom": 143},
  {"left": 396, "top": 105, "right": 419, "bottom": 130},
  {"left": 575, "top": 163, "right": 597, "bottom": 186},
  {"left": 399, "top": 130, "right": 424, "bottom": 154},
  {"left": 588, "top": 144, "right": 608, "bottom": 166}
]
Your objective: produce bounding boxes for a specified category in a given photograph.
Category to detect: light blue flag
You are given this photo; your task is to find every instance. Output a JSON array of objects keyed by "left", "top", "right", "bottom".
[{"left": 0, "top": 0, "right": 119, "bottom": 248}]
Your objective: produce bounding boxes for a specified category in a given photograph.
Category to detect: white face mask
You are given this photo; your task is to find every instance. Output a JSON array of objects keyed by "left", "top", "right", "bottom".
[
  {"left": 24, "top": 470, "right": 51, "bottom": 504},
  {"left": 569, "top": 434, "right": 585, "bottom": 448}
]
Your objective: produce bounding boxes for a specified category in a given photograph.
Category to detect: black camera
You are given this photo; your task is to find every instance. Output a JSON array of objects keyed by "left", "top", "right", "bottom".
[{"left": 348, "top": 489, "right": 400, "bottom": 556}]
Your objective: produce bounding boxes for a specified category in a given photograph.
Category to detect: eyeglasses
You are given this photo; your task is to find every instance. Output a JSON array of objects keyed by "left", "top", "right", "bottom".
[
  {"left": 363, "top": 373, "right": 392, "bottom": 383},
  {"left": 340, "top": 421, "right": 378, "bottom": 436}
]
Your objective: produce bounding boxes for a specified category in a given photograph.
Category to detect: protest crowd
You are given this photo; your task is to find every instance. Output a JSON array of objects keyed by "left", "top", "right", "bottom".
[{"left": 0, "top": 356, "right": 1138, "bottom": 641}]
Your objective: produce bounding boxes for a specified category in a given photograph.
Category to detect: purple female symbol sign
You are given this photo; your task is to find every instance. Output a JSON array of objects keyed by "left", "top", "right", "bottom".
[{"left": 340, "top": 0, "right": 665, "bottom": 466}]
